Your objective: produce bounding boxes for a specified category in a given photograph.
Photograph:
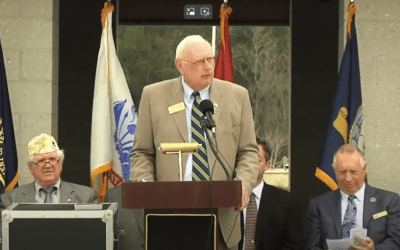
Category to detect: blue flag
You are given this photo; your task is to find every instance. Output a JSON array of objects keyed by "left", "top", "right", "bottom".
[
  {"left": 316, "top": 16, "right": 364, "bottom": 190},
  {"left": 0, "top": 39, "right": 19, "bottom": 194}
]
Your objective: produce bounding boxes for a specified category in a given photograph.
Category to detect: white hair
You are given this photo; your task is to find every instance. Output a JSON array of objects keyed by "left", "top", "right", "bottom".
[
  {"left": 27, "top": 150, "right": 65, "bottom": 166},
  {"left": 175, "top": 35, "right": 211, "bottom": 59},
  {"left": 332, "top": 144, "right": 366, "bottom": 168}
]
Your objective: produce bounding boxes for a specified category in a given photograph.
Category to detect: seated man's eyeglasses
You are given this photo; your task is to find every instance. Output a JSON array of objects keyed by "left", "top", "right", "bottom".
[
  {"left": 178, "top": 56, "right": 216, "bottom": 66},
  {"left": 32, "top": 158, "right": 60, "bottom": 167}
]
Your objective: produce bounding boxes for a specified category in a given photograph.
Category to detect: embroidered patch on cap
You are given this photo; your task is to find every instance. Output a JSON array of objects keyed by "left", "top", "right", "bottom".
[{"left": 28, "top": 133, "right": 60, "bottom": 155}]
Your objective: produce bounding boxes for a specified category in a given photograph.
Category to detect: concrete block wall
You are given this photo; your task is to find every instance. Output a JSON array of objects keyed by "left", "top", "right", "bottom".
[
  {"left": 0, "top": 0, "right": 57, "bottom": 185},
  {"left": 345, "top": 0, "right": 400, "bottom": 193}
]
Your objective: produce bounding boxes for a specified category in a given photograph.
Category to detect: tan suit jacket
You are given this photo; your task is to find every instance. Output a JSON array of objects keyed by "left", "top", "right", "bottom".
[{"left": 130, "top": 77, "right": 259, "bottom": 248}]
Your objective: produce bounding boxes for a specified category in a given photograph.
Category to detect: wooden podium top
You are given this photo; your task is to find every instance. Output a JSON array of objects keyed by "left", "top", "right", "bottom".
[{"left": 121, "top": 180, "right": 242, "bottom": 209}]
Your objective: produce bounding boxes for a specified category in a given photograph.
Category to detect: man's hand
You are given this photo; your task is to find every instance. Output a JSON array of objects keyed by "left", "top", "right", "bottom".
[
  {"left": 240, "top": 186, "right": 250, "bottom": 210},
  {"left": 350, "top": 236, "right": 375, "bottom": 250}
]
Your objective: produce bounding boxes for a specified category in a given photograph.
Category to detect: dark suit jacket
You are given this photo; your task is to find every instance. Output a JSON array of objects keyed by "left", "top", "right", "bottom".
[
  {"left": 240, "top": 182, "right": 305, "bottom": 250},
  {"left": 130, "top": 77, "right": 259, "bottom": 248},
  {"left": 104, "top": 185, "right": 144, "bottom": 250},
  {"left": 307, "top": 184, "right": 400, "bottom": 250},
  {"left": 0, "top": 180, "right": 97, "bottom": 209}
]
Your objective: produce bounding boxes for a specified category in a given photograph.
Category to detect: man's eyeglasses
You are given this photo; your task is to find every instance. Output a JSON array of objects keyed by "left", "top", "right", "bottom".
[
  {"left": 178, "top": 56, "right": 216, "bottom": 67},
  {"left": 32, "top": 158, "right": 60, "bottom": 167}
]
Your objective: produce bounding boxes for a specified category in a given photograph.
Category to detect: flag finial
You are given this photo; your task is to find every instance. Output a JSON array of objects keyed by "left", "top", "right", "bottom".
[
  {"left": 347, "top": 2, "right": 357, "bottom": 39},
  {"left": 219, "top": 4, "right": 233, "bottom": 50},
  {"left": 101, "top": 1, "right": 114, "bottom": 30}
]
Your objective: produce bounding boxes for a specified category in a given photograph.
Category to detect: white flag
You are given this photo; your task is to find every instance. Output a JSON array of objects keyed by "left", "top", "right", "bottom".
[{"left": 90, "top": 3, "right": 137, "bottom": 200}]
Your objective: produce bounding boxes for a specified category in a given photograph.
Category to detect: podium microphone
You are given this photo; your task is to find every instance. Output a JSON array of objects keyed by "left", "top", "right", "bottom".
[{"left": 199, "top": 99, "right": 216, "bottom": 134}]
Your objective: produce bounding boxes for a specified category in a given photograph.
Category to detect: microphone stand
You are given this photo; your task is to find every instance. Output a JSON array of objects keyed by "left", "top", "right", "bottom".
[{"left": 201, "top": 120, "right": 233, "bottom": 180}]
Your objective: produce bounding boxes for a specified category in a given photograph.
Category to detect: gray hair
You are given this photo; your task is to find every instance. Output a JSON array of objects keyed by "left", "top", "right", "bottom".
[
  {"left": 27, "top": 150, "right": 65, "bottom": 166},
  {"left": 175, "top": 35, "right": 211, "bottom": 59},
  {"left": 332, "top": 144, "right": 365, "bottom": 168}
]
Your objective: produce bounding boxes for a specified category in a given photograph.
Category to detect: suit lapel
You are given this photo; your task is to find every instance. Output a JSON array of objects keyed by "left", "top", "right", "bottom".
[
  {"left": 329, "top": 190, "right": 343, "bottom": 238},
  {"left": 207, "top": 80, "right": 224, "bottom": 169},
  {"left": 167, "top": 77, "right": 188, "bottom": 142},
  {"left": 60, "top": 181, "right": 76, "bottom": 203},
  {"left": 363, "top": 184, "right": 377, "bottom": 227},
  {"left": 21, "top": 182, "right": 36, "bottom": 203},
  {"left": 209, "top": 79, "right": 224, "bottom": 126}
]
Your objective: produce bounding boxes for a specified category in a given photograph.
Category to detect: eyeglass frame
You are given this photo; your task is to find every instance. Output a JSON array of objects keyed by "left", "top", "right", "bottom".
[
  {"left": 177, "top": 56, "right": 217, "bottom": 67},
  {"left": 32, "top": 158, "right": 61, "bottom": 167}
]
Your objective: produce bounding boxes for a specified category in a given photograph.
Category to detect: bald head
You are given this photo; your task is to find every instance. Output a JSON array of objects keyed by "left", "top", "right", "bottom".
[
  {"left": 174, "top": 35, "right": 215, "bottom": 91},
  {"left": 332, "top": 144, "right": 365, "bottom": 169},
  {"left": 175, "top": 35, "right": 212, "bottom": 60}
]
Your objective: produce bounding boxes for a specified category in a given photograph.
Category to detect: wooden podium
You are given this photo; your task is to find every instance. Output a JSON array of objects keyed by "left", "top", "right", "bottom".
[{"left": 121, "top": 180, "right": 242, "bottom": 250}]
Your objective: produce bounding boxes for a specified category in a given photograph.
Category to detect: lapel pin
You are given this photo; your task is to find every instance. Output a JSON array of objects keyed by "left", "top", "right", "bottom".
[
  {"left": 67, "top": 198, "right": 72, "bottom": 202},
  {"left": 213, "top": 102, "right": 218, "bottom": 114},
  {"left": 370, "top": 197, "right": 376, "bottom": 202}
]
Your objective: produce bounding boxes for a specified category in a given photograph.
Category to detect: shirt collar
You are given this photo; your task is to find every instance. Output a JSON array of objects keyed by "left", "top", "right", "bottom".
[
  {"left": 340, "top": 182, "right": 365, "bottom": 202},
  {"left": 181, "top": 77, "right": 210, "bottom": 102},
  {"left": 252, "top": 181, "right": 264, "bottom": 200},
  {"left": 35, "top": 178, "right": 61, "bottom": 191}
]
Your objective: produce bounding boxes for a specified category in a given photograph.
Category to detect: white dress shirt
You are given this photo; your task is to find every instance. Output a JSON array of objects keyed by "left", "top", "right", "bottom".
[
  {"left": 340, "top": 183, "right": 365, "bottom": 229},
  {"left": 34, "top": 178, "right": 61, "bottom": 203}
]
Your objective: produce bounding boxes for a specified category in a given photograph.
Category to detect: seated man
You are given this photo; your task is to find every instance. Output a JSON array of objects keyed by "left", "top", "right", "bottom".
[
  {"left": 104, "top": 185, "right": 144, "bottom": 250},
  {"left": 240, "top": 137, "right": 305, "bottom": 250},
  {"left": 1, "top": 133, "right": 97, "bottom": 208},
  {"left": 307, "top": 144, "right": 400, "bottom": 250}
]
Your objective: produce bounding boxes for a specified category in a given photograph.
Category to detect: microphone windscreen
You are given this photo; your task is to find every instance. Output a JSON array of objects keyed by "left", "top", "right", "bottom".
[{"left": 199, "top": 99, "right": 214, "bottom": 115}]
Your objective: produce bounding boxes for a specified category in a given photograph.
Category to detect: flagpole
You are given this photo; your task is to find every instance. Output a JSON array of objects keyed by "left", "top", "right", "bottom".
[
  {"left": 212, "top": 26, "right": 216, "bottom": 55},
  {"left": 214, "top": 0, "right": 228, "bottom": 55}
]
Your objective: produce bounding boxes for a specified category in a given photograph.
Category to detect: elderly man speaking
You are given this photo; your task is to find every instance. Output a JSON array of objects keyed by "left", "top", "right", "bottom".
[
  {"left": 131, "top": 35, "right": 259, "bottom": 249},
  {"left": 0, "top": 133, "right": 97, "bottom": 207}
]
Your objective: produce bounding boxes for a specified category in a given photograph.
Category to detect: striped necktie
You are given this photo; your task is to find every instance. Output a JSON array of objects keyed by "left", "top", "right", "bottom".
[
  {"left": 41, "top": 187, "right": 57, "bottom": 203},
  {"left": 191, "top": 91, "right": 210, "bottom": 181},
  {"left": 342, "top": 194, "right": 357, "bottom": 238}
]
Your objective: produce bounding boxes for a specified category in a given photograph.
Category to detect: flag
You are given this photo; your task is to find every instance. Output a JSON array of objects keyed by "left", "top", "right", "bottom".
[
  {"left": 0, "top": 38, "right": 19, "bottom": 194},
  {"left": 214, "top": 4, "right": 234, "bottom": 83},
  {"left": 316, "top": 3, "right": 364, "bottom": 190},
  {"left": 91, "top": 2, "right": 137, "bottom": 201}
]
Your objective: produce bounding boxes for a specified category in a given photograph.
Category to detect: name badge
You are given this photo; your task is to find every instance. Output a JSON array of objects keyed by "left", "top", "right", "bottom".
[
  {"left": 373, "top": 210, "right": 388, "bottom": 219},
  {"left": 168, "top": 102, "right": 185, "bottom": 114}
]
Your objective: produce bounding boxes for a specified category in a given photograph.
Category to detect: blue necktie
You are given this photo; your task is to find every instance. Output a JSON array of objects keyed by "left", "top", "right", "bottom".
[
  {"left": 41, "top": 187, "right": 57, "bottom": 203},
  {"left": 342, "top": 194, "right": 357, "bottom": 238},
  {"left": 191, "top": 92, "right": 210, "bottom": 181}
]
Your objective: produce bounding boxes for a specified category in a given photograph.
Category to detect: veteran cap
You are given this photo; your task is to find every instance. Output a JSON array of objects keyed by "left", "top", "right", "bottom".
[{"left": 28, "top": 133, "right": 60, "bottom": 155}]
